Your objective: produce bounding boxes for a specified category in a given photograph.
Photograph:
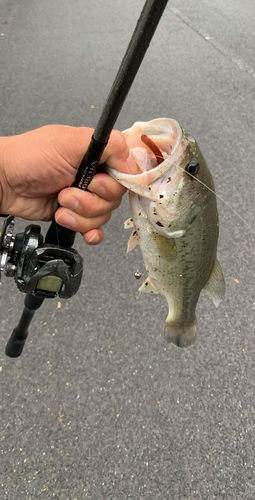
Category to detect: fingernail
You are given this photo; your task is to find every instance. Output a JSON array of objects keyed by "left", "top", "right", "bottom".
[
  {"left": 56, "top": 214, "right": 75, "bottom": 227},
  {"left": 126, "top": 153, "right": 137, "bottom": 173},
  {"left": 88, "top": 233, "right": 100, "bottom": 243},
  {"left": 60, "top": 197, "right": 78, "bottom": 210}
]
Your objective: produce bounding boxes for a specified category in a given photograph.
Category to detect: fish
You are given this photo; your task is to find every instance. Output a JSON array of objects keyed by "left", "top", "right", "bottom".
[{"left": 107, "top": 118, "right": 225, "bottom": 348}]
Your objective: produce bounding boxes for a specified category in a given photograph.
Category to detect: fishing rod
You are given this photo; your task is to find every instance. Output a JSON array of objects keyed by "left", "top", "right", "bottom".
[{"left": 1, "top": 0, "right": 169, "bottom": 358}]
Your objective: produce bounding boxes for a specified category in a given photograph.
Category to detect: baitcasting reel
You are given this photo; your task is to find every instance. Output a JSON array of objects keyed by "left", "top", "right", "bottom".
[
  {"left": 0, "top": 215, "right": 83, "bottom": 298},
  {"left": 0, "top": 215, "right": 83, "bottom": 358}
]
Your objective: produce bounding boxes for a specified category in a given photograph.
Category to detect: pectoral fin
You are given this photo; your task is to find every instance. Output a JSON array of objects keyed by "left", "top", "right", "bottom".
[
  {"left": 124, "top": 218, "right": 134, "bottom": 229},
  {"left": 127, "top": 230, "right": 139, "bottom": 253},
  {"left": 203, "top": 258, "right": 225, "bottom": 308},
  {"left": 139, "top": 278, "right": 161, "bottom": 294}
]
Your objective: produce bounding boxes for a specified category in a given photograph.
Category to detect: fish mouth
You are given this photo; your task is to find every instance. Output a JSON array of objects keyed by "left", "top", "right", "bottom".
[{"left": 107, "top": 118, "right": 186, "bottom": 199}]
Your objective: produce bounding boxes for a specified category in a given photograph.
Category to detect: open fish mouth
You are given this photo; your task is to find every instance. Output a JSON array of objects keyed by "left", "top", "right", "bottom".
[{"left": 107, "top": 118, "right": 187, "bottom": 200}]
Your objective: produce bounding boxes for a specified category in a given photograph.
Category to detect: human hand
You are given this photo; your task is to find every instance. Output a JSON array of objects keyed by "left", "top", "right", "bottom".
[{"left": 0, "top": 125, "right": 136, "bottom": 244}]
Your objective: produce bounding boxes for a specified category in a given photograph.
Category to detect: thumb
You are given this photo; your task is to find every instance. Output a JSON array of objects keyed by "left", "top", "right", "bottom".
[
  {"left": 99, "top": 129, "right": 137, "bottom": 174},
  {"left": 56, "top": 125, "right": 138, "bottom": 174}
]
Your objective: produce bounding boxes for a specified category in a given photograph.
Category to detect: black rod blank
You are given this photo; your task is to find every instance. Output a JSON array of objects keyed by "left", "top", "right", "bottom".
[
  {"left": 93, "top": 0, "right": 169, "bottom": 144},
  {"left": 73, "top": 0, "right": 169, "bottom": 191}
]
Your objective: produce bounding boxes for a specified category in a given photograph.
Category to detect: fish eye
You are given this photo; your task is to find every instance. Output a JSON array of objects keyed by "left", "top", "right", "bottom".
[
  {"left": 185, "top": 160, "right": 199, "bottom": 175},
  {"left": 185, "top": 160, "right": 200, "bottom": 176}
]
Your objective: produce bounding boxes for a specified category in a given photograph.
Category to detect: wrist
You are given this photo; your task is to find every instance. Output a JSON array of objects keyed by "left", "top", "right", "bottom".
[{"left": 0, "top": 135, "right": 14, "bottom": 214}]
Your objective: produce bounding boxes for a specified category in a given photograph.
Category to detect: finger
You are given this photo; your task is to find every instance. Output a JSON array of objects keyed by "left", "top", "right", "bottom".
[
  {"left": 55, "top": 207, "right": 112, "bottom": 233},
  {"left": 58, "top": 185, "right": 122, "bottom": 217},
  {"left": 88, "top": 172, "right": 127, "bottom": 201},
  {"left": 82, "top": 228, "right": 104, "bottom": 245}
]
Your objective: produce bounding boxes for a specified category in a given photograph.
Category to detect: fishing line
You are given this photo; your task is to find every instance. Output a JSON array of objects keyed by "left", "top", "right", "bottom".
[{"left": 177, "top": 165, "right": 255, "bottom": 237}]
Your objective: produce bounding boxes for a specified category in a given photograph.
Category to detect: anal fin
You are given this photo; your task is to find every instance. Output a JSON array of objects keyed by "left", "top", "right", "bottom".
[{"left": 203, "top": 258, "right": 225, "bottom": 308}]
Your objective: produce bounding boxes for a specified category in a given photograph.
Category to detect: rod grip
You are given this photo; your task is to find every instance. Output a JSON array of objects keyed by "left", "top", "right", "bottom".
[
  {"left": 72, "top": 136, "right": 107, "bottom": 190},
  {"left": 45, "top": 221, "right": 76, "bottom": 247},
  {"left": 44, "top": 137, "right": 107, "bottom": 248},
  {"left": 5, "top": 295, "right": 44, "bottom": 358},
  {"left": 5, "top": 328, "right": 27, "bottom": 358}
]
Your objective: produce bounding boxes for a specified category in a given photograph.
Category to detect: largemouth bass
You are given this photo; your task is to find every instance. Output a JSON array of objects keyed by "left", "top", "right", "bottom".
[{"left": 107, "top": 118, "right": 225, "bottom": 348}]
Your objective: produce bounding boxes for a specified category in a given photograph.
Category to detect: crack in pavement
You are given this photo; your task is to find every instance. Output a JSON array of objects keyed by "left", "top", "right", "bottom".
[{"left": 169, "top": 7, "right": 255, "bottom": 81}]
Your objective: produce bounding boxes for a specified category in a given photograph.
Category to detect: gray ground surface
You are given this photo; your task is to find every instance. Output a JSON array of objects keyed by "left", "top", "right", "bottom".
[{"left": 0, "top": 1, "right": 255, "bottom": 498}]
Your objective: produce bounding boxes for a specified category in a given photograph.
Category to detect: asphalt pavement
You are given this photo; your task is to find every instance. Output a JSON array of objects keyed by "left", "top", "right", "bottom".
[{"left": 0, "top": 0, "right": 255, "bottom": 498}]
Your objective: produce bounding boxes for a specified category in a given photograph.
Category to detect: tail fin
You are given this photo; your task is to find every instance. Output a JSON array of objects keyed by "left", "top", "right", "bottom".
[{"left": 165, "top": 319, "right": 197, "bottom": 348}]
